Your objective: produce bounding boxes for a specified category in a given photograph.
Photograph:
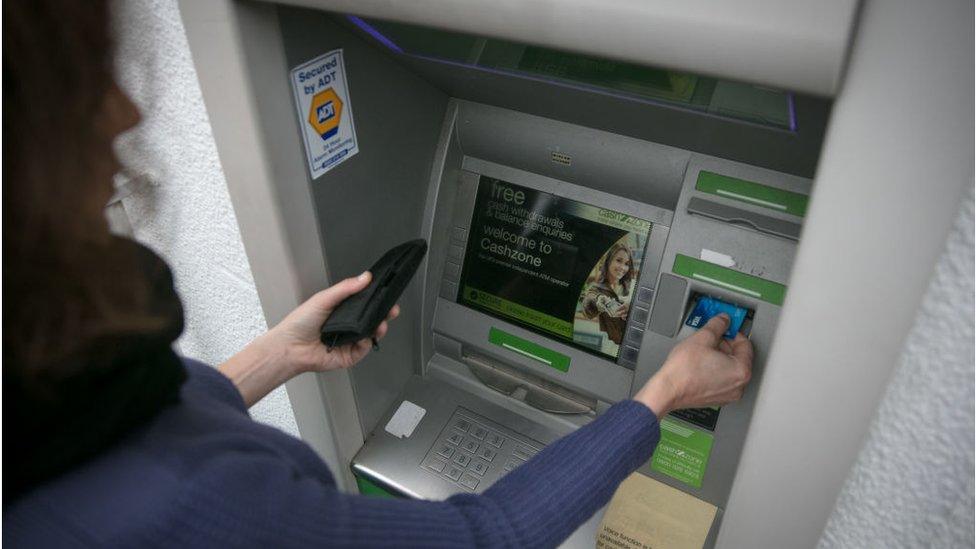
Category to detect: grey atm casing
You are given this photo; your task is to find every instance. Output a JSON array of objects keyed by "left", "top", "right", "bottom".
[
  {"left": 351, "top": 99, "right": 811, "bottom": 545},
  {"left": 179, "top": 1, "right": 973, "bottom": 547}
]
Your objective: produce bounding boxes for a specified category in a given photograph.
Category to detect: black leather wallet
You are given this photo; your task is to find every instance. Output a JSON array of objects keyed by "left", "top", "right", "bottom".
[{"left": 319, "top": 239, "right": 428, "bottom": 350}]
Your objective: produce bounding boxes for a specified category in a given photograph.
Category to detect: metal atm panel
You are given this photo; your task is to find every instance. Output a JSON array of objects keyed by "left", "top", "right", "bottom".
[{"left": 351, "top": 100, "right": 812, "bottom": 543}]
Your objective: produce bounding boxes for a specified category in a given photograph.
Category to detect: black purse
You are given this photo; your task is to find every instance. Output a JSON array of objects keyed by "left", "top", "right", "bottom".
[{"left": 320, "top": 239, "right": 428, "bottom": 350}]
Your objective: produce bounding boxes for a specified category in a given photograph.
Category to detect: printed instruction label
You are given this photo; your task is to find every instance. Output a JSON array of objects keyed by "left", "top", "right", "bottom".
[
  {"left": 651, "top": 418, "right": 714, "bottom": 488},
  {"left": 290, "top": 50, "right": 358, "bottom": 179},
  {"left": 598, "top": 473, "right": 716, "bottom": 549}
]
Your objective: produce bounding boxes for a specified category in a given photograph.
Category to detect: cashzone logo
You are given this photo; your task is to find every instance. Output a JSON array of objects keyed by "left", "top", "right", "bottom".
[{"left": 598, "top": 209, "right": 651, "bottom": 232}]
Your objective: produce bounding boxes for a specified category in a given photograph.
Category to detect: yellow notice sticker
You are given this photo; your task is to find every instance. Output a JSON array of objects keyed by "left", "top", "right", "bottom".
[{"left": 596, "top": 473, "right": 717, "bottom": 549}]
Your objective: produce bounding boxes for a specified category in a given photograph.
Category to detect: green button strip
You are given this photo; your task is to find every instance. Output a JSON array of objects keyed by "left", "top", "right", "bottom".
[
  {"left": 673, "top": 254, "right": 786, "bottom": 306},
  {"left": 696, "top": 170, "right": 809, "bottom": 217},
  {"left": 651, "top": 419, "right": 714, "bottom": 488},
  {"left": 355, "top": 475, "right": 398, "bottom": 498},
  {"left": 489, "top": 327, "right": 570, "bottom": 372}
]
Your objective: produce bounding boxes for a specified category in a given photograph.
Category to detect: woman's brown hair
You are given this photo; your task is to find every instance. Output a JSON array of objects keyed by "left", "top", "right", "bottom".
[
  {"left": 3, "top": 0, "right": 162, "bottom": 375},
  {"left": 4, "top": 1, "right": 189, "bottom": 500}
]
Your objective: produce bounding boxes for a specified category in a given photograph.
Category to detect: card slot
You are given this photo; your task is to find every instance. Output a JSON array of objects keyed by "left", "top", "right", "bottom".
[{"left": 687, "top": 196, "right": 801, "bottom": 241}]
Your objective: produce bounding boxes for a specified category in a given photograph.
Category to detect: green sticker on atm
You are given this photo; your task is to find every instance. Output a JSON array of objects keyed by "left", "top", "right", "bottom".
[
  {"left": 489, "top": 328, "right": 570, "bottom": 372},
  {"left": 696, "top": 170, "right": 809, "bottom": 217},
  {"left": 651, "top": 419, "right": 714, "bottom": 488}
]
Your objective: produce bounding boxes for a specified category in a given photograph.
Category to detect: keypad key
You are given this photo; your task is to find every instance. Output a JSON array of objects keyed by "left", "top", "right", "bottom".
[
  {"left": 453, "top": 453, "right": 471, "bottom": 467},
  {"left": 453, "top": 419, "right": 471, "bottom": 433},
  {"left": 470, "top": 426, "right": 488, "bottom": 440},
  {"left": 427, "top": 459, "right": 446, "bottom": 473},
  {"left": 486, "top": 433, "right": 505, "bottom": 448},
  {"left": 459, "top": 473, "right": 480, "bottom": 491},
  {"left": 437, "top": 445, "right": 455, "bottom": 459},
  {"left": 447, "top": 432, "right": 464, "bottom": 446},
  {"left": 477, "top": 447, "right": 497, "bottom": 462},
  {"left": 470, "top": 460, "right": 489, "bottom": 476},
  {"left": 503, "top": 460, "right": 519, "bottom": 472},
  {"left": 513, "top": 446, "right": 534, "bottom": 461},
  {"left": 444, "top": 466, "right": 463, "bottom": 481},
  {"left": 462, "top": 440, "right": 480, "bottom": 454}
]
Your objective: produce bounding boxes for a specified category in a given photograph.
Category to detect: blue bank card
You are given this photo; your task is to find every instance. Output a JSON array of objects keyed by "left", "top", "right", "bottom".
[{"left": 685, "top": 296, "right": 747, "bottom": 339}]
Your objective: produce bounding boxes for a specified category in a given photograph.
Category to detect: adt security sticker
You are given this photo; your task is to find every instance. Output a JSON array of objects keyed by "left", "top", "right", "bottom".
[{"left": 290, "top": 50, "right": 358, "bottom": 179}]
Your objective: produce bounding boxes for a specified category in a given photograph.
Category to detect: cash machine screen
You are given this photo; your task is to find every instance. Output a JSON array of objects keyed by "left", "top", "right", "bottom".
[{"left": 458, "top": 176, "right": 652, "bottom": 362}]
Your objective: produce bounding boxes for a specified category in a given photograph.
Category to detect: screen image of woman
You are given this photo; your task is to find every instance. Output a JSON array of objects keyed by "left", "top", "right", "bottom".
[{"left": 575, "top": 233, "right": 645, "bottom": 358}]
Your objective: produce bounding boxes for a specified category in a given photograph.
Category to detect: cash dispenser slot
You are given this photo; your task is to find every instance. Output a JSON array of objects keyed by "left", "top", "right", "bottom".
[
  {"left": 687, "top": 197, "right": 802, "bottom": 241},
  {"left": 462, "top": 354, "right": 597, "bottom": 415}
]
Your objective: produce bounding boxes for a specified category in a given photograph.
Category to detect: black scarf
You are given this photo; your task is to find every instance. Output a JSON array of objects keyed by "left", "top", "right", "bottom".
[{"left": 3, "top": 241, "right": 187, "bottom": 503}]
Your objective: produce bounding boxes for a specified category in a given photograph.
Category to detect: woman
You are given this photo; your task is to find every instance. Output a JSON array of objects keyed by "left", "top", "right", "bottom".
[
  {"left": 581, "top": 243, "right": 637, "bottom": 346},
  {"left": 3, "top": 2, "right": 753, "bottom": 547}
]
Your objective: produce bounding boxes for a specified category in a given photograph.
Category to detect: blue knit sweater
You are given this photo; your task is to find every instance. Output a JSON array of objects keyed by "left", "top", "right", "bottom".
[{"left": 4, "top": 359, "right": 660, "bottom": 548}]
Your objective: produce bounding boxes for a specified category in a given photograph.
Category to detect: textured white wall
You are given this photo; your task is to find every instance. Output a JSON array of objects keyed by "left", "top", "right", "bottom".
[
  {"left": 111, "top": 0, "right": 300, "bottom": 437},
  {"left": 819, "top": 189, "right": 975, "bottom": 548}
]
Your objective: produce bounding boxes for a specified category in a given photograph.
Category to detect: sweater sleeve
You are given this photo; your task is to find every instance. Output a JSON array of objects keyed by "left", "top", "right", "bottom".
[
  {"left": 179, "top": 357, "right": 248, "bottom": 413},
  {"left": 160, "top": 400, "right": 659, "bottom": 549}
]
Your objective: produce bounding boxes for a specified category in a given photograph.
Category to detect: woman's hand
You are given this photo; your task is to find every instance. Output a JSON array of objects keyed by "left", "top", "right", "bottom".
[
  {"left": 633, "top": 314, "right": 753, "bottom": 419},
  {"left": 220, "top": 272, "right": 399, "bottom": 407},
  {"left": 269, "top": 272, "right": 399, "bottom": 373}
]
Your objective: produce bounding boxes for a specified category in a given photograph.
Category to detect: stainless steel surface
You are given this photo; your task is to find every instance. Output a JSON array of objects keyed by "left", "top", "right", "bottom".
[
  {"left": 353, "top": 375, "right": 568, "bottom": 499},
  {"left": 463, "top": 354, "right": 597, "bottom": 414},
  {"left": 420, "top": 407, "right": 544, "bottom": 493}
]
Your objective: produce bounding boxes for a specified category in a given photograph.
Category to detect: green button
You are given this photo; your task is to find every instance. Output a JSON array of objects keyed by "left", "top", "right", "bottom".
[
  {"left": 696, "top": 170, "right": 809, "bottom": 217},
  {"left": 651, "top": 419, "right": 714, "bottom": 488},
  {"left": 355, "top": 475, "right": 398, "bottom": 498},
  {"left": 489, "top": 327, "right": 570, "bottom": 372},
  {"left": 673, "top": 254, "right": 786, "bottom": 306}
]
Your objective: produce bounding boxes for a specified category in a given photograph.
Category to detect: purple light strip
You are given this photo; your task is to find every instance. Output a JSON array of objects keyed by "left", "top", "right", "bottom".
[
  {"left": 787, "top": 92, "right": 798, "bottom": 132},
  {"left": 346, "top": 16, "right": 404, "bottom": 54}
]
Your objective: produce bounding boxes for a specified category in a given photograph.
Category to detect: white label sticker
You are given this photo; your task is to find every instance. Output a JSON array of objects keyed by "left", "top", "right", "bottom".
[
  {"left": 290, "top": 50, "right": 359, "bottom": 179},
  {"left": 700, "top": 248, "right": 736, "bottom": 268},
  {"left": 384, "top": 401, "right": 427, "bottom": 439}
]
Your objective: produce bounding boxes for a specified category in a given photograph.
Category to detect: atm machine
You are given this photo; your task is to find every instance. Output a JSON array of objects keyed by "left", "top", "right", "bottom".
[{"left": 180, "top": 1, "right": 970, "bottom": 547}]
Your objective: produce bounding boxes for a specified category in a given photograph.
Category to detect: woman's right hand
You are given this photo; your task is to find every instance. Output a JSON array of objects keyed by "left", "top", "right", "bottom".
[{"left": 633, "top": 314, "right": 753, "bottom": 419}]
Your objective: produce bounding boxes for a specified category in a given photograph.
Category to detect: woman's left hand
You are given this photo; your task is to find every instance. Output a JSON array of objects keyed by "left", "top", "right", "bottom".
[
  {"left": 269, "top": 271, "right": 400, "bottom": 373},
  {"left": 220, "top": 272, "right": 399, "bottom": 407}
]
